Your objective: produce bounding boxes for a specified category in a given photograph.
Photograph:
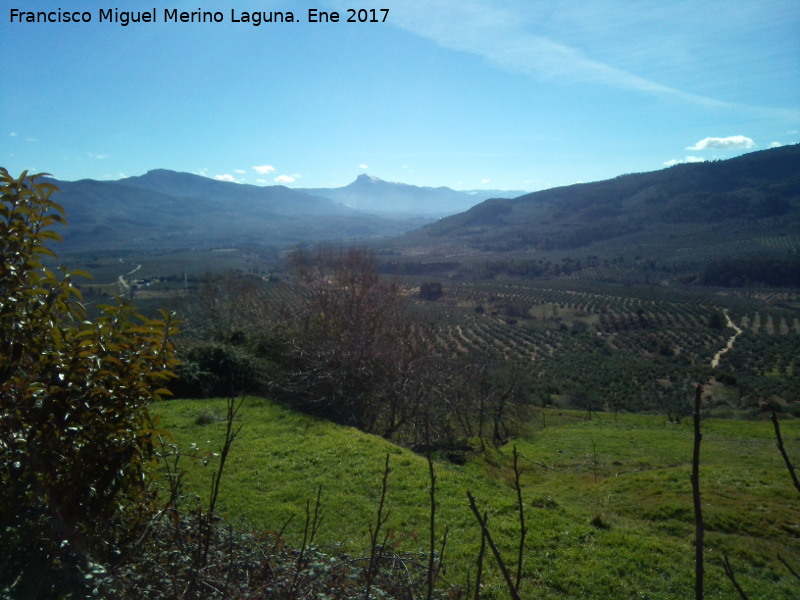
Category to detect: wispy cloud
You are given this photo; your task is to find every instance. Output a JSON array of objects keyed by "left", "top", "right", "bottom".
[
  {"left": 358, "top": 164, "right": 369, "bottom": 169},
  {"left": 390, "top": 1, "right": 800, "bottom": 119},
  {"left": 214, "top": 173, "right": 241, "bottom": 183},
  {"left": 663, "top": 156, "right": 706, "bottom": 167},
  {"left": 253, "top": 165, "right": 275, "bottom": 174},
  {"left": 686, "top": 135, "right": 755, "bottom": 151},
  {"left": 274, "top": 174, "right": 296, "bottom": 183}
]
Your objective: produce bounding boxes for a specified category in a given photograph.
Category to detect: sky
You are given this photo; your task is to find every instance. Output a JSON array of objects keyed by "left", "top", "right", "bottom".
[{"left": 2, "top": 0, "right": 799, "bottom": 192}]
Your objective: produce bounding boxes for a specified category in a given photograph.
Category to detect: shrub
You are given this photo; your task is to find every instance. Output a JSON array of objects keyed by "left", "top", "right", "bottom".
[
  {"left": 172, "top": 342, "right": 265, "bottom": 398},
  {"left": 0, "top": 169, "right": 179, "bottom": 599}
]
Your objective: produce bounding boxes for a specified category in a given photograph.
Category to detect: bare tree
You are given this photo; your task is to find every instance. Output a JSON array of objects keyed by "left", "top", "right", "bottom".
[
  {"left": 278, "top": 246, "right": 439, "bottom": 443},
  {"left": 691, "top": 384, "right": 704, "bottom": 600},
  {"left": 186, "top": 271, "right": 273, "bottom": 342}
]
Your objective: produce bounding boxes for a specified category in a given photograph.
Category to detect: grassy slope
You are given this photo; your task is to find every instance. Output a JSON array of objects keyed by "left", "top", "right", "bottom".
[{"left": 154, "top": 397, "right": 800, "bottom": 599}]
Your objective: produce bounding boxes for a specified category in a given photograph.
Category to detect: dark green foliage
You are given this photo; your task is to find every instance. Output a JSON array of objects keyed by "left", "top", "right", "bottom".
[
  {"left": 172, "top": 342, "right": 266, "bottom": 398},
  {"left": 379, "top": 260, "right": 461, "bottom": 276},
  {"left": 700, "top": 256, "right": 800, "bottom": 288},
  {"left": 661, "top": 190, "right": 792, "bottom": 223},
  {"left": 0, "top": 169, "right": 179, "bottom": 599},
  {"left": 708, "top": 311, "right": 726, "bottom": 330},
  {"left": 419, "top": 281, "right": 443, "bottom": 300}
]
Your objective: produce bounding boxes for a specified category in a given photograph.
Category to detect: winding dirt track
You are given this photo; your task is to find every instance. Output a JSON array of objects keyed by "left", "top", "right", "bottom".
[
  {"left": 711, "top": 309, "right": 743, "bottom": 369},
  {"left": 116, "top": 263, "right": 141, "bottom": 295}
]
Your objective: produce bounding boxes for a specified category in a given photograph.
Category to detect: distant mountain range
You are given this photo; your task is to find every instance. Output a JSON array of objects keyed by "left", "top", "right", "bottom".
[
  {"left": 44, "top": 170, "right": 514, "bottom": 252},
  {"left": 38, "top": 146, "right": 800, "bottom": 270},
  {"left": 392, "top": 144, "right": 800, "bottom": 265},
  {"left": 299, "top": 174, "right": 525, "bottom": 217}
]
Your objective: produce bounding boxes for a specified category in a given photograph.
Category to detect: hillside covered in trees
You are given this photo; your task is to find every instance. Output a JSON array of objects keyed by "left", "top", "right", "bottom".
[{"left": 387, "top": 145, "right": 800, "bottom": 288}]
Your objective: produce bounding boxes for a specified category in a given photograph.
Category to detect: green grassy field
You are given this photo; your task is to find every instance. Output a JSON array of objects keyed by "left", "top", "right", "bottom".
[{"left": 154, "top": 397, "right": 800, "bottom": 599}]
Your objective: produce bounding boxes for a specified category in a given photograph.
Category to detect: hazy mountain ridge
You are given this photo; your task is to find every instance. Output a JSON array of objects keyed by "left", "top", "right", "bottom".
[
  {"left": 43, "top": 169, "right": 526, "bottom": 252},
  {"left": 299, "top": 174, "right": 526, "bottom": 216},
  {"left": 45, "top": 170, "right": 431, "bottom": 251},
  {"left": 117, "top": 170, "right": 346, "bottom": 216},
  {"left": 38, "top": 146, "right": 799, "bottom": 263}
]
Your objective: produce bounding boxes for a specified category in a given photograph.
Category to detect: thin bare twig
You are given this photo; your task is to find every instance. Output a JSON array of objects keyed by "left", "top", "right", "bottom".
[
  {"left": 722, "top": 554, "right": 750, "bottom": 600},
  {"left": 691, "top": 384, "right": 704, "bottom": 600},
  {"left": 474, "top": 511, "right": 487, "bottom": 600},
  {"left": 512, "top": 446, "right": 527, "bottom": 593},
  {"left": 514, "top": 450, "right": 561, "bottom": 472},
  {"left": 771, "top": 411, "right": 800, "bottom": 495},
  {"left": 778, "top": 553, "right": 800, "bottom": 583},
  {"left": 427, "top": 452, "right": 437, "bottom": 600},
  {"left": 289, "top": 486, "right": 324, "bottom": 598},
  {"left": 365, "top": 454, "right": 391, "bottom": 600},
  {"left": 466, "top": 491, "right": 521, "bottom": 600}
]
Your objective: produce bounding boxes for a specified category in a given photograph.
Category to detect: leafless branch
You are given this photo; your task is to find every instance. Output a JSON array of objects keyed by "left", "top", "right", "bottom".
[{"left": 771, "top": 411, "right": 800, "bottom": 494}]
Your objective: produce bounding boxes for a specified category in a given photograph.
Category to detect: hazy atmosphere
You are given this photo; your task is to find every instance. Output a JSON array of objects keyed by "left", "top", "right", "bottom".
[{"left": 2, "top": 0, "right": 798, "bottom": 190}]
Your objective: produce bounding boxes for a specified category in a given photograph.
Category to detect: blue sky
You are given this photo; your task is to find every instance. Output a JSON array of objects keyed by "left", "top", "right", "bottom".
[{"left": 2, "top": 0, "right": 798, "bottom": 191}]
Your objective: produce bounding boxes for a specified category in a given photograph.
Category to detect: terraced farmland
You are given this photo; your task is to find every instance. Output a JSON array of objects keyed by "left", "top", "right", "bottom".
[
  {"left": 168, "top": 269, "right": 799, "bottom": 414},
  {"left": 414, "top": 279, "right": 800, "bottom": 413}
]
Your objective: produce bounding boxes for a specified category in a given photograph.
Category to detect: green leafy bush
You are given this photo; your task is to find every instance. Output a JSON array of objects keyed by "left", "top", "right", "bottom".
[
  {"left": 172, "top": 342, "right": 266, "bottom": 398},
  {"left": 0, "top": 169, "right": 179, "bottom": 599}
]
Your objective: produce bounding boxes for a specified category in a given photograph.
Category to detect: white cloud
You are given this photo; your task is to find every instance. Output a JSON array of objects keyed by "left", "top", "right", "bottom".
[
  {"left": 274, "top": 174, "right": 295, "bottom": 183},
  {"left": 480, "top": 178, "right": 491, "bottom": 184},
  {"left": 392, "top": 2, "right": 716, "bottom": 105},
  {"left": 234, "top": 169, "right": 246, "bottom": 174},
  {"left": 358, "top": 164, "right": 369, "bottom": 169},
  {"left": 663, "top": 156, "right": 706, "bottom": 166},
  {"left": 214, "top": 174, "right": 239, "bottom": 183},
  {"left": 769, "top": 141, "right": 783, "bottom": 148},
  {"left": 387, "top": 1, "right": 800, "bottom": 120},
  {"left": 252, "top": 165, "right": 275, "bottom": 174},
  {"left": 686, "top": 135, "right": 755, "bottom": 151}
]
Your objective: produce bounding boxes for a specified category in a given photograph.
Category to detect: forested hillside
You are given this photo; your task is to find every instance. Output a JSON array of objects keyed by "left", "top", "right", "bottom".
[{"left": 388, "top": 145, "right": 800, "bottom": 287}]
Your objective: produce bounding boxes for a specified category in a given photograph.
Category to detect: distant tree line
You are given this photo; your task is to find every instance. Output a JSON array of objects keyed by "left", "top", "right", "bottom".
[
  {"left": 700, "top": 256, "right": 800, "bottom": 288},
  {"left": 378, "top": 260, "right": 461, "bottom": 276},
  {"left": 661, "top": 190, "right": 792, "bottom": 223}
]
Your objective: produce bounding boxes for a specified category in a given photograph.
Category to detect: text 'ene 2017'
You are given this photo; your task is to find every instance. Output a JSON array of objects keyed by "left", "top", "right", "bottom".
[{"left": 308, "top": 9, "right": 389, "bottom": 23}]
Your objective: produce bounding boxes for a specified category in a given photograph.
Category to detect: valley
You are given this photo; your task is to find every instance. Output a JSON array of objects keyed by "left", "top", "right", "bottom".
[{"left": 5, "top": 145, "right": 800, "bottom": 599}]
